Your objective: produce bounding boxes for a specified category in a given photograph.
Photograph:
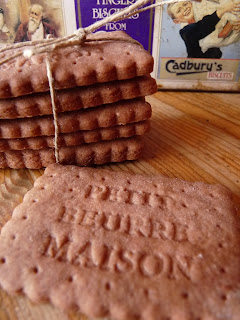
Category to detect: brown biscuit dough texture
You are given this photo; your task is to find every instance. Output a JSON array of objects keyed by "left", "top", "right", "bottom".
[
  {"left": 0, "top": 121, "right": 150, "bottom": 151},
  {"left": 0, "top": 136, "right": 144, "bottom": 168},
  {"left": 0, "top": 98, "right": 151, "bottom": 139},
  {"left": 0, "top": 75, "right": 157, "bottom": 119},
  {"left": 0, "top": 31, "right": 154, "bottom": 99},
  {"left": 0, "top": 164, "right": 239, "bottom": 319}
]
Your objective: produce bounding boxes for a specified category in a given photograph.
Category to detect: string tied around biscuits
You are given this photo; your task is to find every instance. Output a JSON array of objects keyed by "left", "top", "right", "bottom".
[{"left": 0, "top": 0, "right": 184, "bottom": 164}]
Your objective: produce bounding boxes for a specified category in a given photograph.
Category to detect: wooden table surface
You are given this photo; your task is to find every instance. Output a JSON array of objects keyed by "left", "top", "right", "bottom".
[{"left": 0, "top": 90, "right": 240, "bottom": 320}]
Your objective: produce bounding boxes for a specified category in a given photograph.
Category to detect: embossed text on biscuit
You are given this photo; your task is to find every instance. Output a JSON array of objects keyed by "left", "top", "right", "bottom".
[
  {"left": 42, "top": 235, "right": 193, "bottom": 280},
  {"left": 56, "top": 207, "right": 188, "bottom": 242},
  {"left": 81, "top": 184, "right": 175, "bottom": 208}
]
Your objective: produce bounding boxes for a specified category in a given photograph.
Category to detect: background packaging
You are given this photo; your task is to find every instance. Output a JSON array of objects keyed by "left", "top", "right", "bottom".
[{"left": 1, "top": 0, "right": 239, "bottom": 91}]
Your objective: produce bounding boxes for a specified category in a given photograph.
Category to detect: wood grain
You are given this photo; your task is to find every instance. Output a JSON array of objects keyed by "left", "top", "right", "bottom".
[{"left": 0, "top": 90, "right": 239, "bottom": 319}]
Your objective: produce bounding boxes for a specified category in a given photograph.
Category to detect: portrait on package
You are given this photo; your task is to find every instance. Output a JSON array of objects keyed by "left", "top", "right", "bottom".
[{"left": 0, "top": 0, "right": 67, "bottom": 44}]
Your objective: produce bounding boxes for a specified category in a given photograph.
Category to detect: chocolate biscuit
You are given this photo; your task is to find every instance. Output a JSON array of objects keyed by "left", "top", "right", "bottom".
[
  {"left": 0, "top": 31, "right": 154, "bottom": 99},
  {"left": 0, "top": 165, "right": 239, "bottom": 319},
  {"left": 0, "top": 121, "right": 150, "bottom": 151},
  {"left": 0, "top": 136, "right": 144, "bottom": 168},
  {"left": 0, "top": 75, "right": 157, "bottom": 119},
  {"left": 0, "top": 98, "right": 151, "bottom": 139}
]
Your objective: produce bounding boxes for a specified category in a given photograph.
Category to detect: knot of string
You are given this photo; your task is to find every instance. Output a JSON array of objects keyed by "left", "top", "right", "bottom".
[{"left": 74, "top": 28, "right": 87, "bottom": 43}]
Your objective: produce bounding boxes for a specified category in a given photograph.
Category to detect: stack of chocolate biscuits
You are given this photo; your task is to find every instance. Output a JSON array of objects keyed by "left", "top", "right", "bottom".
[{"left": 0, "top": 31, "right": 157, "bottom": 169}]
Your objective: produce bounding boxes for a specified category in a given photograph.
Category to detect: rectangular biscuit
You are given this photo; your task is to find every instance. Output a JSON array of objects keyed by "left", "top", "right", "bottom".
[
  {"left": 0, "top": 75, "right": 157, "bottom": 119},
  {"left": 0, "top": 136, "right": 144, "bottom": 168},
  {"left": 0, "top": 98, "right": 151, "bottom": 139},
  {"left": 0, "top": 31, "right": 154, "bottom": 98},
  {"left": 0, "top": 165, "right": 239, "bottom": 319},
  {"left": 0, "top": 121, "right": 150, "bottom": 151}
]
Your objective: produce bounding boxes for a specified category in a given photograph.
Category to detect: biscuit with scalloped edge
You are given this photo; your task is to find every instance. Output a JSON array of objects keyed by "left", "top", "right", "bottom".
[
  {"left": 0, "top": 98, "right": 151, "bottom": 139},
  {"left": 0, "top": 121, "right": 150, "bottom": 151},
  {"left": 0, "top": 75, "right": 157, "bottom": 119},
  {"left": 0, "top": 136, "right": 144, "bottom": 168},
  {"left": 0, "top": 164, "right": 239, "bottom": 319},
  {"left": 0, "top": 31, "right": 154, "bottom": 99}
]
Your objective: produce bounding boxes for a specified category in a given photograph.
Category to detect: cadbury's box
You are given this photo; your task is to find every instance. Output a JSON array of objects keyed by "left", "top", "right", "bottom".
[
  {"left": 75, "top": 0, "right": 240, "bottom": 91},
  {"left": 152, "top": 0, "right": 240, "bottom": 91}
]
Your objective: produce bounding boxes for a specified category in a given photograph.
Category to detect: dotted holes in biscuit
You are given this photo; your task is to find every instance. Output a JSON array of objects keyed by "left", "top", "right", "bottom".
[
  {"left": 16, "top": 288, "right": 24, "bottom": 295},
  {"left": 181, "top": 202, "right": 187, "bottom": 208},
  {"left": 181, "top": 292, "right": 188, "bottom": 300},
  {"left": 11, "top": 234, "right": 16, "bottom": 240},
  {"left": 218, "top": 242, "right": 223, "bottom": 249},
  {"left": 220, "top": 293, "right": 227, "bottom": 301},
  {"left": 219, "top": 267, "right": 226, "bottom": 274},
  {"left": 22, "top": 215, "right": 28, "bottom": 220},
  {"left": 67, "top": 275, "right": 73, "bottom": 283},
  {"left": 32, "top": 266, "right": 39, "bottom": 274},
  {"left": 0, "top": 257, "right": 6, "bottom": 264},
  {"left": 181, "top": 292, "right": 189, "bottom": 299},
  {"left": 105, "top": 282, "right": 111, "bottom": 291},
  {"left": 216, "top": 224, "right": 225, "bottom": 232},
  {"left": 143, "top": 288, "right": 149, "bottom": 298}
]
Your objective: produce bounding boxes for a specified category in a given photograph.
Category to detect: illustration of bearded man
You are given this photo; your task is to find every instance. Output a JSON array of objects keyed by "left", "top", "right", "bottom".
[{"left": 14, "top": 4, "right": 57, "bottom": 43}]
